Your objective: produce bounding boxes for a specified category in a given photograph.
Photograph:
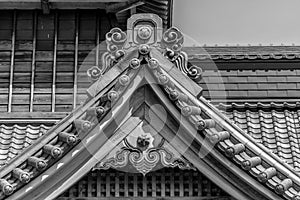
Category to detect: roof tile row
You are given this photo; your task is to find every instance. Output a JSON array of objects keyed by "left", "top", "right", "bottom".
[
  {"left": 216, "top": 102, "right": 300, "bottom": 171},
  {"left": 0, "top": 124, "right": 52, "bottom": 168},
  {"left": 200, "top": 69, "right": 300, "bottom": 100}
]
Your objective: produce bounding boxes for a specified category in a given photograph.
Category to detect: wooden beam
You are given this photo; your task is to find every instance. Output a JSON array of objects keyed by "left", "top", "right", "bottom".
[
  {"left": 73, "top": 11, "right": 79, "bottom": 109},
  {"left": 53, "top": 198, "right": 232, "bottom": 200},
  {"left": 0, "top": 0, "right": 130, "bottom": 9},
  {"left": 52, "top": 12, "right": 58, "bottom": 112},
  {"left": 0, "top": 112, "right": 67, "bottom": 119},
  {"left": 8, "top": 11, "right": 16, "bottom": 112},
  {"left": 30, "top": 11, "right": 38, "bottom": 112},
  {"left": 106, "top": 0, "right": 144, "bottom": 13},
  {"left": 95, "top": 11, "right": 100, "bottom": 66},
  {"left": 41, "top": 0, "right": 50, "bottom": 14}
]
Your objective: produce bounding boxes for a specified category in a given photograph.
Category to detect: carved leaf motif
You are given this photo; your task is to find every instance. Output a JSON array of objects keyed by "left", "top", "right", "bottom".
[{"left": 161, "top": 27, "right": 184, "bottom": 53}]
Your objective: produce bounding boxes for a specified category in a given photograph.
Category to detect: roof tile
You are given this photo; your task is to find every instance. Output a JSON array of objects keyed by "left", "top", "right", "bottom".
[
  {"left": 257, "top": 83, "right": 277, "bottom": 90},
  {"left": 286, "top": 76, "right": 299, "bottom": 82},
  {"left": 237, "top": 83, "right": 258, "bottom": 90},
  {"left": 267, "top": 91, "right": 288, "bottom": 97},
  {"left": 256, "top": 70, "right": 277, "bottom": 76},
  {"left": 247, "top": 76, "right": 267, "bottom": 83},
  {"left": 228, "top": 91, "right": 248, "bottom": 98},
  {"left": 267, "top": 76, "right": 287, "bottom": 82},
  {"left": 287, "top": 90, "right": 300, "bottom": 98},
  {"left": 276, "top": 70, "right": 297, "bottom": 76},
  {"left": 228, "top": 76, "right": 248, "bottom": 83},
  {"left": 236, "top": 70, "right": 257, "bottom": 76},
  {"left": 247, "top": 91, "right": 268, "bottom": 98},
  {"left": 217, "top": 102, "right": 300, "bottom": 171},
  {"left": 277, "top": 83, "right": 297, "bottom": 90},
  {"left": 0, "top": 124, "right": 52, "bottom": 168}
]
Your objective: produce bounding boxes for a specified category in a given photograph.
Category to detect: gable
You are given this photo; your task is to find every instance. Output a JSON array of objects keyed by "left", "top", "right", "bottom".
[{"left": 0, "top": 13, "right": 300, "bottom": 200}]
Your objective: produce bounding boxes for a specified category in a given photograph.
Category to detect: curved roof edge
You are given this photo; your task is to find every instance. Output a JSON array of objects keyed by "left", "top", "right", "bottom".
[{"left": 184, "top": 46, "right": 300, "bottom": 61}]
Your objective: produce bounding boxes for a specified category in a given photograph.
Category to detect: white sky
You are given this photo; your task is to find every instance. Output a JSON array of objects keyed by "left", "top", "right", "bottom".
[{"left": 173, "top": 0, "right": 300, "bottom": 46}]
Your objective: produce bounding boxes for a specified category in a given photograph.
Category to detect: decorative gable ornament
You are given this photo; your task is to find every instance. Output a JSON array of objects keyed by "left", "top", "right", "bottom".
[
  {"left": 86, "top": 14, "right": 203, "bottom": 175},
  {"left": 2, "top": 13, "right": 299, "bottom": 200},
  {"left": 87, "top": 13, "right": 202, "bottom": 83}
]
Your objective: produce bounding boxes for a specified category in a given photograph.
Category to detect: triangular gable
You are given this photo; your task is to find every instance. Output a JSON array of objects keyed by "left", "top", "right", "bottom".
[{"left": 0, "top": 13, "right": 298, "bottom": 200}]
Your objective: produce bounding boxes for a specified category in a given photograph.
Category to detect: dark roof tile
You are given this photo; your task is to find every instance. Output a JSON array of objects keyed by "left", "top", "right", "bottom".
[
  {"left": 216, "top": 102, "right": 300, "bottom": 171},
  {"left": 201, "top": 70, "right": 300, "bottom": 100},
  {"left": 0, "top": 124, "right": 52, "bottom": 167}
]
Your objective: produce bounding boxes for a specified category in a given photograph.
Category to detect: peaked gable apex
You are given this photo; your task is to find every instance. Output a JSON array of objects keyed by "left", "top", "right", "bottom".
[{"left": 0, "top": 13, "right": 299, "bottom": 200}]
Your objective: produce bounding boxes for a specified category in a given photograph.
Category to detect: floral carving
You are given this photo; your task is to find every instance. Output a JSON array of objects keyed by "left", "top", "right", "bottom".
[{"left": 161, "top": 27, "right": 184, "bottom": 53}]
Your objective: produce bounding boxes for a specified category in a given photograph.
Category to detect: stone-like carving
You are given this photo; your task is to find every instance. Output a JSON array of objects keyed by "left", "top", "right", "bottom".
[
  {"left": 87, "top": 66, "right": 102, "bottom": 82},
  {"left": 106, "top": 28, "right": 127, "bottom": 53},
  {"left": 161, "top": 27, "right": 184, "bottom": 53},
  {"left": 88, "top": 13, "right": 202, "bottom": 85},
  {"left": 95, "top": 129, "right": 195, "bottom": 175}
]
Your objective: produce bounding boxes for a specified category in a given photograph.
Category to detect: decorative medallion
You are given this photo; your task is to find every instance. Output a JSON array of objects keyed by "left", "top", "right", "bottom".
[
  {"left": 94, "top": 123, "right": 195, "bottom": 175},
  {"left": 137, "top": 26, "right": 152, "bottom": 40}
]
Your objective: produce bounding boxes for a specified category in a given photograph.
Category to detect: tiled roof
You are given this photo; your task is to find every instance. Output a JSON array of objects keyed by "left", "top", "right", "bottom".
[
  {"left": 200, "top": 69, "right": 300, "bottom": 101},
  {"left": 184, "top": 46, "right": 300, "bottom": 60},
  {"left": 217, "top": 102, "right": 300, "bottom": 171},
  {"left": 0, "top": 124, "right": 52, "bottom": 167}
]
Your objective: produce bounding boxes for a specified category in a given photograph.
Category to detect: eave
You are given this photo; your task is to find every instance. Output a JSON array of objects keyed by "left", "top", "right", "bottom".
[
  {"left": 0, "top": 0, "right": 127, "bottom": 9},
  {"left": 184, "top": 46, "right": 300, "bottom": 70}
]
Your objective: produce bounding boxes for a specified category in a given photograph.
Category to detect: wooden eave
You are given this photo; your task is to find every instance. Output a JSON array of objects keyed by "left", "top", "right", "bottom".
[{"left": 0, "top": 0, "right": 129, "bottom": 9}]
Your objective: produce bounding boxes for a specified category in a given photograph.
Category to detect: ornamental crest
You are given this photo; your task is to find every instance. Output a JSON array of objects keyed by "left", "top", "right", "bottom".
[
  {"left": 88, "top": 13, "right": 202, "bottom": 84},
  {"left": 94, "top": 123, "right": 195, "bottom": 175}
]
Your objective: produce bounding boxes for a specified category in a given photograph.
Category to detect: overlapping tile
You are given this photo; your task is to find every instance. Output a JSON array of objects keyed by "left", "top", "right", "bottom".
[
  {"left": 216, "top": 102, "right": 300, "bottom": 171},
  {"left": 0, "top": 124, "right": 52, "bottom": 167}
]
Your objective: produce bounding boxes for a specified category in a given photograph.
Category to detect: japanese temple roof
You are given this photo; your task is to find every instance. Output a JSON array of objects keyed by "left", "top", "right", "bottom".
[{"left": 1, "top": 14, "right": 300, "bottom": 200}]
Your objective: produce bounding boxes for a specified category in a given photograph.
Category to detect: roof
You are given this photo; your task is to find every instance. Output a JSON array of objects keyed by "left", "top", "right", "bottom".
[
  {"left": 1, "top": 13, "right": 300, "bottom": 200},
  {"left": 217, "top": 102, "right": 300, "bottom": 171},
  {"left": 200, "top": 69, "right": 300, "bottom": 102},
  {"left": 0, "top": 124, "right": 52, "bottom": 168},
  {"left": 185, "top": 46, "right": 300, "bottom": 61}
]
